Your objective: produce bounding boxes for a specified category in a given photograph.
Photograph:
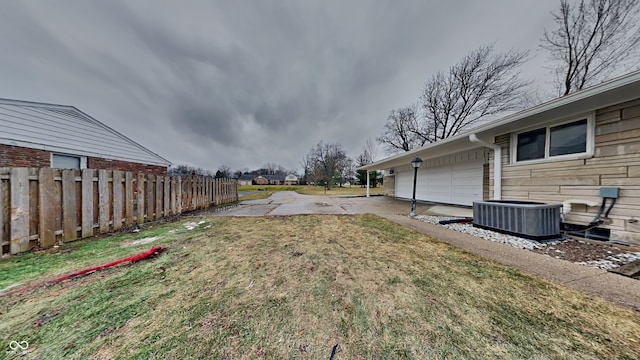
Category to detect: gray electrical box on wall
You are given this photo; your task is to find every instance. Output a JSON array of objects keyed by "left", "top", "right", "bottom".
[{"left": 600, "top": 187, "right": 620, "bottom": 199}]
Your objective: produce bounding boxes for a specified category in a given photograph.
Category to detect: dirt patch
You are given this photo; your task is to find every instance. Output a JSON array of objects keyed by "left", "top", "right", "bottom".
[{"left": 532, "top": 240, "right": 628, "bottom": 262}]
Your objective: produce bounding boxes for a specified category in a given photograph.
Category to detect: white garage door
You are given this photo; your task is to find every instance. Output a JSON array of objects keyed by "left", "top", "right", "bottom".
[{"left": 395, "top": 150, "right": 485, "bottom": 206}]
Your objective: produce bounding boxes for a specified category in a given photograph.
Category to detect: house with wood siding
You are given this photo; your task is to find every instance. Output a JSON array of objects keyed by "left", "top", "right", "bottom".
[
  {"left": 0, "top": 98, "right": 170, "bottom": 175},
  {"left": 359, "top": 71, "right": 640, "bottom": 245}
]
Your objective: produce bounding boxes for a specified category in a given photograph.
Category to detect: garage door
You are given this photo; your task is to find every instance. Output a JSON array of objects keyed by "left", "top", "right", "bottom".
[{"left": 395, "top": 151, "right": 485, "bottom": 206}]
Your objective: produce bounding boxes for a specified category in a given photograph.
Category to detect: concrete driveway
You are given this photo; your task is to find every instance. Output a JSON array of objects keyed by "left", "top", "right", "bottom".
[
  {"left": 217, "top": 191, "right": 473, "bottom": 217},
  {"left": 222, "top": 191, "right": 347, "bottom": 216}
]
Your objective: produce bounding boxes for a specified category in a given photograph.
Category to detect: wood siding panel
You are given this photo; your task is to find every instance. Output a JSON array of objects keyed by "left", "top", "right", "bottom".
[
  {"left": 596, "top": 141, "right": 640, "bottom": 157},
  {"left": 502, "top": 176, "right": 599, "bottom": 186}
]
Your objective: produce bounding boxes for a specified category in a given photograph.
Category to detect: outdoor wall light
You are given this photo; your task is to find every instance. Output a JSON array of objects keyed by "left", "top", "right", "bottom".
[{"left": 410, "top": 157, "right": 422, "bottom": 217}]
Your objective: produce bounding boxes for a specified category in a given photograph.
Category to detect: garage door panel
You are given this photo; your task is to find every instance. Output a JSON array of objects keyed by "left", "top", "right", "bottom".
[{"left": 394, "top": 153, "right": 484, "bottom": 206}]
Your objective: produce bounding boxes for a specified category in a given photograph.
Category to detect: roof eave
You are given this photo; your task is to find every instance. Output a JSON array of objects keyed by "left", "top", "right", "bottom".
[{"left": 360, "top": 70, "right": 640, "bottom": 171}]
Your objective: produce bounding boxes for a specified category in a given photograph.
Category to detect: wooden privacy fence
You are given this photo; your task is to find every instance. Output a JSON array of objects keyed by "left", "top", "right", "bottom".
[{"left": 0, "top": 168, "right": 238, "bottom": 255}]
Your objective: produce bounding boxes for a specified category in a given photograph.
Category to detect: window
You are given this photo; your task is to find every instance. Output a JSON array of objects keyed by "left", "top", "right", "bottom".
[
  {"left": 51, "top": 154, "right": 86, "bottom": 169},
  {"left": 512, "top": 116, "right": 592, "bottom": 163}
]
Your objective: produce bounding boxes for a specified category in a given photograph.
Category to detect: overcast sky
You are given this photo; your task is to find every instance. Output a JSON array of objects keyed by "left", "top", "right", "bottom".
[{"left": 0, "top": 0, "right": 561, "bottom": 173}]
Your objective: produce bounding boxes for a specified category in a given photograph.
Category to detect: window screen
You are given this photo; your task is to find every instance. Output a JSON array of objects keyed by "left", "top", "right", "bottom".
[
  {"left": 516, "top": 128, "right": 546, "bottom": 161},
  {"left": 549, "top": 119, "right": 587, "bottom": 156},
  {"left": 52, "top": 154, "right": 81, "bottom": 169}
]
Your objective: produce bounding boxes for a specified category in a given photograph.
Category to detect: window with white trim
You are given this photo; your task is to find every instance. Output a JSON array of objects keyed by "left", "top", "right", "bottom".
[
  {"left": 511, "top": 115, "right": 593, "bottom": 163},
  {"left": 51, "top": 154, "right": 87, "bottom": 169}
]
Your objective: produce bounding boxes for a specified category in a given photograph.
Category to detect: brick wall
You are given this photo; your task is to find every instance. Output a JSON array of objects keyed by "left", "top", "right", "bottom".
[
  {"left": 0, "top": 144, "right": 50, "bottom": 167},
  {"left": 87, "top": 157, "right": 167, "bottom": 176},
  {"left": 0, "top": 143, "right": 167, "bottom": 176}
]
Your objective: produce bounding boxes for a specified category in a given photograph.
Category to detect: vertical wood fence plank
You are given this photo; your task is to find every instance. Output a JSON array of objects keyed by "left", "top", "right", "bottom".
[
  {"left": 39, "top": 168, "right": 57, "bottom": 247},
  {"left": 0, "top": 171, "right": 4, "bottom": 251},
  {"left": 177, "top": 177, "right": 183, "bottom": 214},
  {"left": 113, "top": 171, "right": 123, "bottom": 230},
  {"left": 197, "top": 176, "right": 202, "bottom": 208},
  {"left": 185, "top": 176, "right": 191, "bottom": 211},
  {"left": 137, "top": 173, "right": 145, "bottom": 224},
  {"left": 10, "top": 168, "right": 30, "bottom": 253},
  {"left": 155, "top": 175, "right": 162, "bottom": 219},
  {"left": 125, "top": 172, "right": 133, "bottom": 226},
  {"left": 98, "top": 169, "right": 109, "bottom": 232},
  {"left": 217, "top": 178, "right": 222, "bottom": 205},
  {"left": 62, "top": 169, "right": 77, "bottom": 242},
  {"left": 147, "top": 174, "right": 155, "bottom": 221},
  {"left": 81, "top": 169, "right": 94, "bottom": 238},
  {"left": 170, "top": 177, "right": 176, "bottom": 215},
  {"left": 163, "top": 176, "right": 170, "bottom": 217},
  {"left": 208, "top": 177, "right": 213, "bottom": 206}
]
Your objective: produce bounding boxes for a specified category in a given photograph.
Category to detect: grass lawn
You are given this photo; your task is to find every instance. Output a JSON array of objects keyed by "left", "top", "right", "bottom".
[{"left": 1, "top": 215, "right": 639, "bottom": 359}]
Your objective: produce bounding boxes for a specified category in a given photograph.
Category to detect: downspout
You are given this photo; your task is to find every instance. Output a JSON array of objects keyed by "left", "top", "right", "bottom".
[{"left": 469, "top": 134, "right": 501, "bottom": 200}]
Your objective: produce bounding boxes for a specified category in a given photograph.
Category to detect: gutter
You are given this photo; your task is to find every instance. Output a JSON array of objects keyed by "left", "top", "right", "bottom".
[{"left": 469, "top": 134, "right": 501, "bottom": 200}]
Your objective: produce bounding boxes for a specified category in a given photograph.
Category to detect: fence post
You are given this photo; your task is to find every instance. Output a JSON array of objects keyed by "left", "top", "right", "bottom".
[
  {"left": 147, "top": 174, "right": 155, "bottom": 222},
  {"left": 113, "top": 170, "right": 123, "bottom": 230},
  {"left": 177, "top": 176, "right": 183, "bottom": 214},
  {"left": 0, "top": 169, "right": 4, "bottom": 252},
  {"left": 155, "top": 175, "right": 162, "bottom": 219},
  {"left": 10, "top": 168, "right": 30, "bottom": 253},
  {"left": 137, "top": 172, "right": 145, "bottom": 224},
  {"left": 125, "top": 172, "right": 134, "bottom": 226},
  {"left": 164, "top": 175, "right": 170, "bottom": 217},
  {"left": 98, "top": 169, "right": 109, "bottom": 233}
]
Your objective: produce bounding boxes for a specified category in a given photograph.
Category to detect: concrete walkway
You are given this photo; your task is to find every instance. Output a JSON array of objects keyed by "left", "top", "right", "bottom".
[{"left": 217, "top": 192, "right": 640, "bottom": 310}]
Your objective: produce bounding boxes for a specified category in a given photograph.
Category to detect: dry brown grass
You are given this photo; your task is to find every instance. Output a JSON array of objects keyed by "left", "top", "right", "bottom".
[
  {"left": 296, "top": 185, "right": 384, "bottom": 196},
  {"left": 1, "top": 215, "right": 639, "bottom": 359}
]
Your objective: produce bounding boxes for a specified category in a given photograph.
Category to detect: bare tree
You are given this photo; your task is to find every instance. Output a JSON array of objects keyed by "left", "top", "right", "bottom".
[
  {"left": 363, "top": 137, "right": 378, "bottom": 163},
  {"left": 169, "top": 164, "right": 212, "bottom": 176},
  {"left": 420, "top": 44, "right": 530, "bottom": 143},
  {"left": 377, "top": 44, "right": 529, "bottom": 154},
  {"left": 263, "top": 162, "right": 287, "bottom": 175},
  {"left": 215, "top": 165, "right": 232, "bottom": 178},
  {"left": 541, "top": 0, "right": 640, "bottom": 95},
  {"left": 304, "top": 141, "right": 351, "bottom": 189},
  {"left": 377, "top": 106, "right": 424, "bottom": 154}
]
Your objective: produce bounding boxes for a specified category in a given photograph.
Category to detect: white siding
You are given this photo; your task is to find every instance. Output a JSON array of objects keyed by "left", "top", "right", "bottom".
[{"left": 0, "top": 99, "right": 170, "bottom": 166}]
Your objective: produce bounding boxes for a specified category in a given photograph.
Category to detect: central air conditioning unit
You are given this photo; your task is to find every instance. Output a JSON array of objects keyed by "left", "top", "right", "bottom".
[{"left": 472, "top": 200, "right": 562, "bottom": 240}]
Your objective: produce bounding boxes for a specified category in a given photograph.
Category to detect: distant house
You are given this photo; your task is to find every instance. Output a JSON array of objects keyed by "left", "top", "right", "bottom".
[
  {"left": 0, "top": 98, "right": 170, "bottom": 175},
  {"left": 237, "top": 174, "right": 255, "bottom": 186},
  {"left": 263, "top": 174, "right": 285, "bottom": 185},
  {"left": 284, "top": 174, "right": 298, "bottom": 185},
  {"left": 254, "top": 176, "right": 270, "bottom": 185}
]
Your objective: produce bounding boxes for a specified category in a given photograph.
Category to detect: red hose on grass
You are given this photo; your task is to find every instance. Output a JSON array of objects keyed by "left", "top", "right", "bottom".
[{"left": 1, "top": 245, "right": 164, "bottom": 297}]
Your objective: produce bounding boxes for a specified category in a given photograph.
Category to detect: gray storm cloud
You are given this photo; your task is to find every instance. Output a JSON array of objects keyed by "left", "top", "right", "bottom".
[{"left": 0, "top": 0, "right": 559, "bottom": 171}]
